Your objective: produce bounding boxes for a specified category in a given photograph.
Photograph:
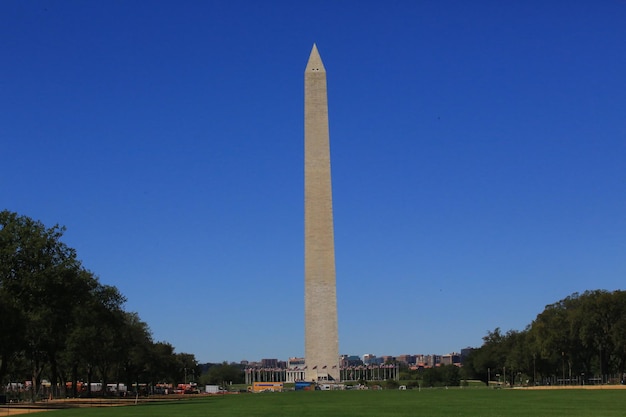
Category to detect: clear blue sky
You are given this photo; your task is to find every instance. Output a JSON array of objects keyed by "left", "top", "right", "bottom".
[{"left": 2, "top": 1, "right": 625, "bottom": 364}]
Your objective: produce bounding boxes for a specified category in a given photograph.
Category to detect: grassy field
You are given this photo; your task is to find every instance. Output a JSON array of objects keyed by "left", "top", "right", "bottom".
[{"left": 12, "top": 389, "right": 626, "bottom": 417}]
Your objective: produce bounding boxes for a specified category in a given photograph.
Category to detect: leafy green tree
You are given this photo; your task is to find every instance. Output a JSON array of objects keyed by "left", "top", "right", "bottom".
[
  {"left": 465, "top": 328, "right": 508, "bottom": 383},
  {"left": 577, "top": 290, "right": 619, "bottom": 376},
  {"left": 147, "top": 342, "right": 180, "bottom": 385},
  {"left": 202, "top": 363, "right": 244, "bottom": 385},
  {"left": 420, "top": 367, "right": 439, "bottom": 387},
  {"left": 610, "top": 291, "right": 626, "bottom": 376},
  {"left": 117, "top": 312, "right": 153, "bottom": 393},
  {"left": 176, "top": 353, "right": 200, "bottom": 383},
  {"left": 440, "top": 365, "right": 461, "bottom": 387},
  {"left": 67, "top": 283, "right": 127, "bottom": 396},
  {"left": 399, "top": 369, "right": 415, "bottom": 381},
  {"left": 0, "top": 291, "right": 25, "bottom": 385},
  {"left": 0, "top": 210, "right": 86, "bottom": 399}
]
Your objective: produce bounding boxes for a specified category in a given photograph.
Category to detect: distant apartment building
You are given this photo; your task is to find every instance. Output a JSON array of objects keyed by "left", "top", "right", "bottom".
[
  {"left": 440, "top": 353, "right": 461, "bottom": 366},
  {"left": 423, "top": 355, "right": 441, "bottom": 367},
  {"left": 396, "top": 354, "right": 416, "bottom": 365},
  {"left": 261, "top": 358, "right": 279, "bottom": 368},
  {"left": 340, "top": 355, "right": 363, "bottom": 367},
  {"left": 460, "top": 347, "right": 474, "bottom": 364},
  {"left": 363, "top": 354, "right": 383, "bottom": 365}
]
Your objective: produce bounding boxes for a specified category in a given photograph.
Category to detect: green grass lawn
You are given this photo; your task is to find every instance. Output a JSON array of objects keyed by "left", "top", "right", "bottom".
[{"left": 36, "top": 389, "right": 626, "bottom": 417}]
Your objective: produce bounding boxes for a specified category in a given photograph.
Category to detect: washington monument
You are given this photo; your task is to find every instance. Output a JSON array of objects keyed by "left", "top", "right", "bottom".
[{"left": 304, "top": 44, "right": 339, "bottom": 382}]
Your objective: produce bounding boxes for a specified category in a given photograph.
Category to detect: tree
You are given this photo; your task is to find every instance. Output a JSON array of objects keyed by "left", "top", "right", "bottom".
[
  {"left": 577, "top": 290, "right": 619, "bottom": 376},
  {"left": 0, "top": 290, "right": 25, "bottom": 385},
  {"left": 117, "top": 312, "right": 153, "bottom": 393},
  {"left": 440, "top": 365, "right": 461, "bottom": 387},
  {"left": 420, "top": 367, "right": 439, "bottom": 387},
  {"left": 175, "top": 353, "right": 200, "bottom": 384},
  {"left": 147, "top": 342, "right": 180, "bottom": 385},
  {"left": 0, "top": 210, "right": 86, "bottom": 399},
  {"left": 610, "top": 291, "right": 626, "bottom": 376},
  {"left": 202, "top": 363, "right": 244, "bottom": 386},
  {"left": 464, "top": 328, "right": 507, "bottom": 383}
]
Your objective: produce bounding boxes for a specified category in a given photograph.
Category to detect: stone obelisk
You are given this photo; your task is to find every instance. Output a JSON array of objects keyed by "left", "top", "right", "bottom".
[{"left": 304, "top": 44, "right": 339, "bottom": 382}]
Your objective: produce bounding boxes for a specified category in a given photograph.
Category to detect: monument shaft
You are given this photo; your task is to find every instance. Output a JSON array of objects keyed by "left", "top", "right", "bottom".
[{"left": 304, "top": 44, "right": 339, "bottom": 382}]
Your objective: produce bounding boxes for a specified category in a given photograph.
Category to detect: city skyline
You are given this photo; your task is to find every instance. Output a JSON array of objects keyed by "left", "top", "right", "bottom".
[{"left": 233, "top": 350, "right": 469, "bottom": 367}]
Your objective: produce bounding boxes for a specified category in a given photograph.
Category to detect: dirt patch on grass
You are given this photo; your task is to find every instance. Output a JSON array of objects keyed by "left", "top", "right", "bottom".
[
  {"left": 2, "top": 396, "right": 195, "bottom": 415},
  {"left": 0, "top": 407, "right": 52, "bottom": 415}
]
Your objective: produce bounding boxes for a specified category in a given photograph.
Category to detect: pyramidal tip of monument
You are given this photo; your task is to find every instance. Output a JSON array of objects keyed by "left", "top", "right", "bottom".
[{"left": 305, "top": 43, "right": 325, "bottom": 73}]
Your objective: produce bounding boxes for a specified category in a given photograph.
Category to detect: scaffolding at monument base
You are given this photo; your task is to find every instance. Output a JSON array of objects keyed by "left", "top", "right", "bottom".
[{"left": 244, "top": 365, "right": 399, "bottom": 385}]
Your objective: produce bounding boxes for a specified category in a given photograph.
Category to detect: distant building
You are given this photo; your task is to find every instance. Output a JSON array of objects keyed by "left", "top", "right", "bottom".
[
  {"left": 261, "top": 358, "right": 278, "bottom": 368},
  {"left": 424, "top": 355, "right": 441, "bottom": 367},
  {"left": 340, "top": 355, "right": 363, "bottom": 367},
  {"left": 440, "top": 353, "right": 461, "bottom": 366},
  {"left": 286, "top": 357, "right": 306, "bottom": 383},
  {"left": 288, "top": 357, "right": 305, "bottom": 369},
  {"left": 396, "top": 354, "right": 416, "bottom": 365},
  {"left": 460, "top": 347, "right": 474, "bottom": 364},
  {"left": 363, "top": 354, "right": 383, "bottom": 365},
  {"left": 363, "top": 354, "right": 376, "bottom": 364}
]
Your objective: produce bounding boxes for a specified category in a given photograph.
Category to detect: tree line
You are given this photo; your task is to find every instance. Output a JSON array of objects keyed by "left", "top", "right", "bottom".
[
  {"left": 398, "top": 364, "right": 461, "bottom": 388},
  {"left": 0, "top": 210, "right": 201, "bottom": 399},
  {"left": 463, "top": 290, "right": 626, "bottom": 385}
]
